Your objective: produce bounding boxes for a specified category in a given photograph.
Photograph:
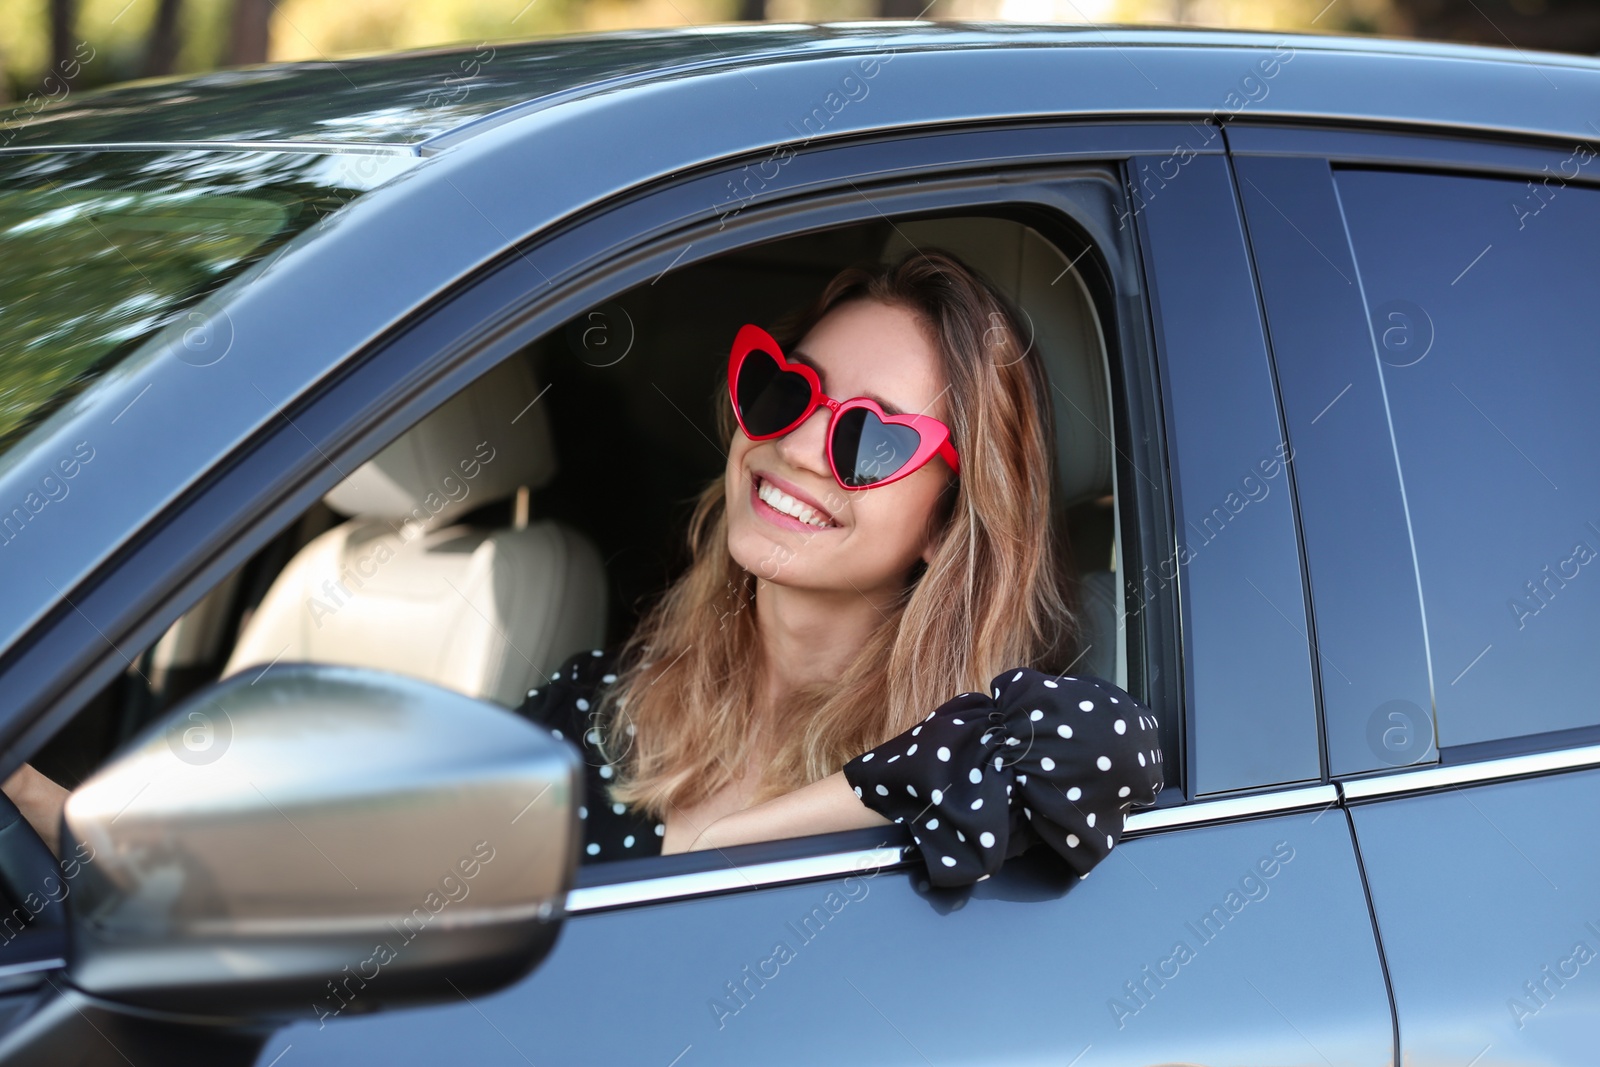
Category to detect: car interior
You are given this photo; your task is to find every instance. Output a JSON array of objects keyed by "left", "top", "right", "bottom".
[{"left": 29, "top": 212, "right": 1131, "bottom": 866}]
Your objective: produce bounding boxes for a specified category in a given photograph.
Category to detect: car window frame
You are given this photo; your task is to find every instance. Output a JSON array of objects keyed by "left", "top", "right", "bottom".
[
  {"left": 0, "top": 120, "right": 1191, "bottom": 910},
  {"left": 1125, "top": 142, "right": 1326, "bottom": 799}
]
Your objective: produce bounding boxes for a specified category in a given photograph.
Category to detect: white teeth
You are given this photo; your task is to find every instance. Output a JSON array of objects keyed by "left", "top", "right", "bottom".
[{"left": 758, "top": 478, "right": 833, "bottom": 528}]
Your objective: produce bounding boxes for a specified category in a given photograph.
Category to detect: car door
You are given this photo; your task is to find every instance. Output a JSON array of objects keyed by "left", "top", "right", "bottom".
[
  {"left": 0, "top": 67, "right": 1392, "bottom": 1067},
  {"left": 1233, "top": 122, "right": 1600, "bottom": 1065},
  {"left": 225, "top": 122, "right": 1392, "bottom": 1065}
]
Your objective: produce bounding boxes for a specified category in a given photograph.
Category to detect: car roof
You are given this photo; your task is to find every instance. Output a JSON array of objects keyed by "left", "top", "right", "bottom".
[{"left": 1, "top": 20, "right": 1595, "bottom": 153}]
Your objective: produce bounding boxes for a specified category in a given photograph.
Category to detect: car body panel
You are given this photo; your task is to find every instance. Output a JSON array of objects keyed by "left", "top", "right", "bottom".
[
  {"left": 256, "top": 809, "right": 1391, "bottom": 1066},
  {"left": 1348, "top": 768, "right": 1600, "bottom": 1064}
]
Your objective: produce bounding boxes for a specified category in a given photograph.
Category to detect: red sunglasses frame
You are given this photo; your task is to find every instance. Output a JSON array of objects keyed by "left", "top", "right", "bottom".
[{"left": 727, "top": 323, "right": 960, "bottom": 491}]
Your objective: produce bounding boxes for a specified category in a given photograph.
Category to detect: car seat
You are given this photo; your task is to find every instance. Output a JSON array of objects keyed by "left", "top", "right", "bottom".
[
  {"left": 223, "top": 354, "right": 608, "bottom": 708},
  {"left": 877, "top": 219, "right": 1125, "bottom": 687}
]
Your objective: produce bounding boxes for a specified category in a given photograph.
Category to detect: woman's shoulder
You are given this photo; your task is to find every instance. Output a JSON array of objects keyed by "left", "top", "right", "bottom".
[
  {"left": 548, "top": 645, "right": 623, "bottom": 693},
  {"left": 512, "top": 645, "right": 622, "bottom": 732},
  {"left": 509, "top": 646, "right": 661, "bottom": 859}
]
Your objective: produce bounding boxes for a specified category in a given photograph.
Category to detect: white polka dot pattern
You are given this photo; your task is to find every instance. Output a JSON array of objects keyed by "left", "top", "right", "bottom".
[
  {"left": 842, "top": 667, "right": 1165, "bottom": 888},
  {"left": 514, "top": 647, "right": 661, "bottom": 862}
]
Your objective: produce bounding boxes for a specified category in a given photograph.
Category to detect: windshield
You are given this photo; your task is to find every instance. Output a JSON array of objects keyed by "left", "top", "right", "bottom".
[{"left": 0, "top": 148, "right": 412, "bottom": 457}]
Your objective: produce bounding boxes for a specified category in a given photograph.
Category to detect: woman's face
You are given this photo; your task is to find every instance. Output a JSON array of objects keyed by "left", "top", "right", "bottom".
[{"left": 725, "top": 297, "right": 956, "bottom": 600}]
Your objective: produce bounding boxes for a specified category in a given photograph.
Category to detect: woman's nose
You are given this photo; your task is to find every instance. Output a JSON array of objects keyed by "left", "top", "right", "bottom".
[{"left": 775, "top": 407, "right": 833, "bottom": 477}]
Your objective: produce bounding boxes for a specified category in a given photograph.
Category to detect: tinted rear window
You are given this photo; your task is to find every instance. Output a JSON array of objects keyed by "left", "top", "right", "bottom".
[{"left": 1335, "top": 164, "right": 1600, "bottom": 751}]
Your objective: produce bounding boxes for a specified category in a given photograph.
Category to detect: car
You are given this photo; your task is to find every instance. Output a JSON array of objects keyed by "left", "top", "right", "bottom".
[{"left": 0, "top": 17, "right": 1595, "bottom": 1066}]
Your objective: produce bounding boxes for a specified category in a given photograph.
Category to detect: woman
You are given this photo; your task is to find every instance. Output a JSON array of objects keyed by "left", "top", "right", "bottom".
[{"left": 520, "top": 248, "right": 1165, "bottom": 887}]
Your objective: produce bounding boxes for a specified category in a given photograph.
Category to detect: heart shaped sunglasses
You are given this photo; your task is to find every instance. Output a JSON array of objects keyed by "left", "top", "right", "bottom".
[{"left": 727, "top": 323, "right": 960, "bottom": 491}]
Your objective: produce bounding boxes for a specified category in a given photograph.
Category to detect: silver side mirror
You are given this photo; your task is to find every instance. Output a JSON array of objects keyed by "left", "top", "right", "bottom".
[{"left": 60, "top": 664, "right": 581, "bottom": 1018}]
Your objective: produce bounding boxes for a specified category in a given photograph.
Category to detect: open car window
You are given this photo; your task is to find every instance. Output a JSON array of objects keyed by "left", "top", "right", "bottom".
[{"left": 22, "top": 209, "right": 1151, "bottom": 884}]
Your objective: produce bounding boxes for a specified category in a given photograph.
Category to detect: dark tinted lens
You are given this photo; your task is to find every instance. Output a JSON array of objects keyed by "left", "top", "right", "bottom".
[
  {"left": 735, "top": 349, "right": 813, "bottom": 436},
  {"left": 832, "top": 408, "right": 921, "bottom": 486}
]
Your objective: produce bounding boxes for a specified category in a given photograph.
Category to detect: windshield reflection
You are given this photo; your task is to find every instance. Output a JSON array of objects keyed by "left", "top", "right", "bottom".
[{"left": 0, "top": 148, "right": 413, "bottom": 457}]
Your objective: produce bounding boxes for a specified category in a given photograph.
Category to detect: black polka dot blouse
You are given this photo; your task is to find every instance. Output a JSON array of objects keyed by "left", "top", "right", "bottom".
[
  {"left": 515, "top": 648, "right": 664, "bottom": 860},
  {"left": 514, "top": 650, "right": 1166, "bottom": 886}
]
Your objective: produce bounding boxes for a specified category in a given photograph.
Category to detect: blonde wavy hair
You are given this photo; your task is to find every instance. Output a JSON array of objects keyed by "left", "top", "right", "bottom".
[{"left": 597, "top": 247, "right": 1082, "bottom": 819}]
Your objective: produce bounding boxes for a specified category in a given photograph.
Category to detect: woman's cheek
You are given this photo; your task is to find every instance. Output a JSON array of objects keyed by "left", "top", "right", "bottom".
[
  {"left": 849, "top": 496, "right": 919, "bottom": 573},
  {"left": 884, "top": 478, "right": 947, "bottom": 569}
]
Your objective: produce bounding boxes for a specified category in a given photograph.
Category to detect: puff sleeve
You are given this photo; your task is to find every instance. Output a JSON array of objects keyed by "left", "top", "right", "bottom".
[{"left": 841, "top": 667, "right": 1165, "bottom": 888}]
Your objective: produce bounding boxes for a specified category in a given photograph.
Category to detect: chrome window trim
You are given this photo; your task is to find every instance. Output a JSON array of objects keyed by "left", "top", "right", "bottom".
[
  {"left": 566, "top": 846, "right": 911, "bottom": 914},
  {"left": 1123, "top": 784, "right": 1337, "bottom": 834},
  {"left": 564, "top": 785, "right": 1339, "bottom": 913},
  {"left": 1340, "top": 741, "right": 1600, "bottom": 802}
]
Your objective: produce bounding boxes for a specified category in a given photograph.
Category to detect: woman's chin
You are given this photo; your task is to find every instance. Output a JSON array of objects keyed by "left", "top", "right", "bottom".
[{"left": 726, "top": 537, "right": 817, "bottom": 588}]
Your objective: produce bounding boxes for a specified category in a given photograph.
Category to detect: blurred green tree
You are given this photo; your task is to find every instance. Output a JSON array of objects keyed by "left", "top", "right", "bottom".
[
  {"left": 143, "top": 0, "right": 182, "bottom": 74},
  {"left": 1391, "top": 0, "right": 1599, "bottom": 54},
  {"left": 228, "top": 0, "right": 268, "bottom": 64}
]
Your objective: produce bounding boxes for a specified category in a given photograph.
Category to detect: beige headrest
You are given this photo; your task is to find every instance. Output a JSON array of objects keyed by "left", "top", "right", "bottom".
[
  {"left": 324, "top": 355, "right": 557, "bottom": 530},
  {"left": 878, "top": 220, "right": 1112, "bottom": 507}
]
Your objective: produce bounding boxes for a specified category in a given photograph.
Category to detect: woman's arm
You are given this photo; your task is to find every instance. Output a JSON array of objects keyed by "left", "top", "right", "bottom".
[
  {"left": 689, "top": 770, "right": 892, "bottom": 852},
  {"left": 1, "top": 763, "right": 68, "bottom": 857}
]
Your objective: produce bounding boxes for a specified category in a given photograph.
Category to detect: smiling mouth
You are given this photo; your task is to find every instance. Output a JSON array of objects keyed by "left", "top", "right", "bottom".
[{"left": 752, "top": 473, "right": 839, "bottom": 529}]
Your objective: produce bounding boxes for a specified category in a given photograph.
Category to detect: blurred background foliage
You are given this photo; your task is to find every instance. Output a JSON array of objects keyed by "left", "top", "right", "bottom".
[{"left": 0, "top": 0, "right": 1594, "bottom": 103}]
